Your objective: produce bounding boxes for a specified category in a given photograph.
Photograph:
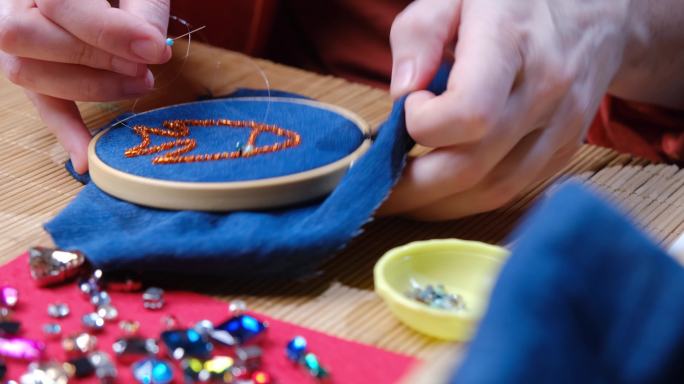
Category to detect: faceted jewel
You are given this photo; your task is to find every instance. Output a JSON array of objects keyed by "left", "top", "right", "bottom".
[{"left": 132, "top": 358, "right": 174, "bottom": 384}]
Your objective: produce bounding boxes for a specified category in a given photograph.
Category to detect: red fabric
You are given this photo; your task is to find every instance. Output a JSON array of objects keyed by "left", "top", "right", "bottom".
[
  {"left": 588, "top": 96, "right": 684, "bottom": 164},
  {"left": 0, "top": 254, "right": 417, "bottom": 383}
]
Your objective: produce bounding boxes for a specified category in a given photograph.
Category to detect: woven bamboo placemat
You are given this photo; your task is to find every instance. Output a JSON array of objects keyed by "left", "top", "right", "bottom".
[{"left": 1, "top": 42, "right": 683, "bottom": 382}]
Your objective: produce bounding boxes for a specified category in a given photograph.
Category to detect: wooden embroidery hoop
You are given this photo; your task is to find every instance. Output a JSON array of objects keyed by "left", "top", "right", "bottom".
[{"left": 88, "top": 97, "right": 372, "bottom": 211}]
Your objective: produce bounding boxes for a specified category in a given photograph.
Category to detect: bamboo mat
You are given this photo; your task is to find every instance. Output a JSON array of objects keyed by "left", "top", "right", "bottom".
[{"left": 1, "top": 42, "right": 683, "bottom": 382}]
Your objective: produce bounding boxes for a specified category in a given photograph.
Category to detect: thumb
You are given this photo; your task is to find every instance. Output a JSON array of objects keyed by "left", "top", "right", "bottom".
[
  {"left": 389, "top": 0, "right": 461, "bottom": 98},
  {"left": 119, "top": 0, "right": 171, "bottom": 39}
]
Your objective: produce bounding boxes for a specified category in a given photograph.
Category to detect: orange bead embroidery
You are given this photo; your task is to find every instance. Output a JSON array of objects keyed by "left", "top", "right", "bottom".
[{"left": 124, "top": 119, "right": 301, "bottom": 165}]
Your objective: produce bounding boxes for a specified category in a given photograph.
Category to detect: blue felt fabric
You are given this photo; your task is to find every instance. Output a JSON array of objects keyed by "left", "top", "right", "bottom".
[
  {"left": 47, "top": 67, "right": 449, "bottom": 277},
  {"left": 452, "top": 183, "right": 684, "bottom": 384},
  {"left": 96, "top": 98, "right": 365, "bottom": 182}
]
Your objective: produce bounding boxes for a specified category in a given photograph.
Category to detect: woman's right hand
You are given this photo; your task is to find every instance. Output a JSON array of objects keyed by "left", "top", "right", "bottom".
[{"left": 0, "top": 0, "right": 172, "bottom": 173}]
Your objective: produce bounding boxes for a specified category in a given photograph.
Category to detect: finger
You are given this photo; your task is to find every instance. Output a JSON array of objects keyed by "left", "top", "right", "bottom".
[
  {"left": 25, "top": 91, "right": 91, "bottom": 174},
  {"left": 0, "top": 54, "right": 154, "bottom": 101},
  {"left": 404, "top": 3, "right": 523, "bottom": 147},
  {"left": 35, "top": 0, "right": 169, "bottom": 63},
  {"left": 119, "top": 0, "right": 171, "bottom": 37},
  {"left": 389, "top": 0, "right": 461, "bottom": 97},
  {"left": 0, "top": 8, "right": 146, "bottom": 77},
  {"left": 405, "top": 141, "right": 577, "bottom": 221}
]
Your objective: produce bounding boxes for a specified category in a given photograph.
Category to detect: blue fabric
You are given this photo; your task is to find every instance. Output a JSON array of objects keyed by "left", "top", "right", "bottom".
[
  {"left": 47, "top": 68, "right": 449, "bottom": 278},
  {"left": 452, "top": 183, "right": 684, "bottom": 384},
  {"left": 96, "top": 99, "right": 364, "bottom": 182}
]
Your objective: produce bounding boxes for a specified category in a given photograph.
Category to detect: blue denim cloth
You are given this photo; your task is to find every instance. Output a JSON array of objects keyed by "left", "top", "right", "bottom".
[
  {"left": 452, "top": 183, "right": 684, "bottom": 383},
  {"left": 46, "top": 67, "right": 449, "bottom": 277}
]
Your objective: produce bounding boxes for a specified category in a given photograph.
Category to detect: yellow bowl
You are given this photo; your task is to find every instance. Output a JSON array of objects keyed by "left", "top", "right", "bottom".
[{"left": 374, "top": 239, "right": 509, "bottom": 341}]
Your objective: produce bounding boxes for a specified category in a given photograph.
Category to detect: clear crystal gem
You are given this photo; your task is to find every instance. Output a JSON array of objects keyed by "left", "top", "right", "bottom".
[
  {"left": 28, "top": 247, "right": 85, "bottom": 287},
  {"left": 142, "top": 288, "right": 164, "bottom": 310},
  {"left": 90, "top": 291, "right": 111, "bottom": 307},
  {"left": 112, "top": 337, "right": 160, "bottom": 363},
  {"left": 82, "top": 313, "right": 105, "bottom": 332},
  {"left": 62, "top": 333, "right": 97, "bottom": 356},
  {"left": 47, "top": 303, "right": 70, "bottom": 319},
  {"left": 20, "top": 361, "right": 68, "bottom": 384},
  {"left": 42, "top": 323, "right": 62, "bottom": 338},
  {"left": 119, "top": 320, "right": 141, "bottom": 335},
  {"left": 228, "top": 299, "right": 247, "bottom": 315},
  {"left": 235, "top": 345, "right": 262, "bottom": 371},
  {"left": 97, "top": 304, "right": 118, "bottom": 321}
]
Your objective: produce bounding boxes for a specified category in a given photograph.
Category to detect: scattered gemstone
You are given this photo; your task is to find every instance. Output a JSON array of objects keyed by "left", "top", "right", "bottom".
[
  {"left": 0, "top": 321, "right": 20, "bottom": 336},
  {"left": 42, "top": 323, "right": 62, "bottom": 339},
  {"left": 160, "top": 329, "right": 213, "bottom": 360},
  {"left": 132, "top": 358, "right": 174, "bottom": 384},
  {"left": 303, "top": 353, "right": 329, "bottom": 380},
  {"left": 193, "top": 319, "right": 214, "bottom": 336},
  {"left": 228, "top": 299, "right": 247, "bottom": 315},
  {"left": 82, "top": 313, "right": 105, "bottom": 332},
  {"left": 0, "top": 308, "right": 11, "bottom": 319},
  {"left": 405, "top": 280, "right": 466, "bottom": 311},
  {"left": 62, "top": 333, "right": 97, "bottom": 356},
  {"left": 203, "top": 356, "right": 234, "bottom": 377},
  {"left": 89, "top": 351, "right": 117, "bottom": 383},
  {"left": 212, "top": 314, "right": 267, "bottom": 346},
  {"left": 0, "top": 336, "right": 44, "bottom": 360},
  {"left": 112, "top": 337, "right": 160, "bottom": 363},
  {"left": 78, "top": 278, "right": 99, "bottom": 297},
  {"left": 47, "top": 303, "right": 70, "bottom": 319},
  {"left": 142, "top": 287, "right": 164, "bottom": 310},
  {"left": 119, "top": 320, "right": 141, "bottom": 335},
  {"left": 252, "top": 370, "right": 273, "bottom": 384},
  {"left": 66, "top": 356, "right": 96, "bottom": 378},
  {"left": 160, "top": 315, "right": 178, "bottom": 330},
  {"left": 286, "top": 336, "right": 308, "bottom": 363},
  {"left": 236, "top": 345, "right": 263, "bottom": 371},
  {"left": 0, "top": 286, "right": 18, "bottom": 308},
  {"left": 20, "top": 361, "right": 68, "bottom": 384},
  {"left": 28, "top": 247, "right": 86, "bottom": 287},
  {"left": 97, "top": 304, "right": 119, "bottom": 321},
  {"left": 181, "top": 358, "right": 208, "bottom": 382},
  {"left": 90, "top": 291, "right": 111, "bottom": 307}
]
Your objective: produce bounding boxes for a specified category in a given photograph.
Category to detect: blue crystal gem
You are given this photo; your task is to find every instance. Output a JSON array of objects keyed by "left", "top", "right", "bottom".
[
  {"left": 132, "top": 358, "right": 173, "bottom": 384},
  {"left": 213, "top": 314, "right": 267, "bottom": 345},
  {"left": 286, "top": 336, "right": 308, "bottom": 362},
  {"left": 160, "top": 329, "right": 212, "bottom": 360}
]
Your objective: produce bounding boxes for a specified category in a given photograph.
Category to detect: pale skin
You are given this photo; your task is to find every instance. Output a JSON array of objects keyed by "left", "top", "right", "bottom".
[{"left": 1, "top": 0, "right": 683, "bottom": 221}]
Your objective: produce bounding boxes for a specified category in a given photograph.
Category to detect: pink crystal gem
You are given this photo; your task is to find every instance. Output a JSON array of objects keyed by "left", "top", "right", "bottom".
[
  {"left": 0, "top": 286, "right": 18, "bottom": 308},
  {"left": 0, "top": 336, "right": 45, "bottom": 360}
]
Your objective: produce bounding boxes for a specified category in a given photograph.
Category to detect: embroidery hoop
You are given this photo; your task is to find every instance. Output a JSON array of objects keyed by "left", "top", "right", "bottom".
[{"left": 88, "top": 97, "right": 372, "bottom": 211}]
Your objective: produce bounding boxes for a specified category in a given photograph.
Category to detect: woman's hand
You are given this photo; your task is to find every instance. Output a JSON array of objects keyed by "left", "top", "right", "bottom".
[
  {"left": 381, "top": 0, "right": 641, "bottom": 220},
  {"left": 0, "top": 0, "right": 171, "bottom": 173}
]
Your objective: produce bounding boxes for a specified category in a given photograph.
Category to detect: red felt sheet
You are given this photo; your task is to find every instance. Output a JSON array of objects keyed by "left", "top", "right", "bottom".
[{"left": 0, "top": 253, "right": 418, "bottom": 383}]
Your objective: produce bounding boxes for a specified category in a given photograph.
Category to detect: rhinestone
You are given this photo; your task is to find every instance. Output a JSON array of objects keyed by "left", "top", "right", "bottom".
[
  {"left": 193, "top": 319, "right": 214, "bottom": 336},
  {"left": 89, "top": 352, "right": 117, "bottom": 383},
  {"left": 119, "top": 320, "right": 141, "bottom": 335},
  {"left": 212, "top": 314, "right": 267, "bottom": 346},
  {"left": 0, "top": 320, "right": 20, "bottom": 336},
  {"left": 0, "top": 286, "right": 18, "bottom": 308},
  {"left": 90, "top": 291, "right": 111, "bottom": 307},
  {"left": 286, "top": 336, "right": 308, "bottom": 363},
  {"left": 132, "top": 358, "right": 174, "bottom": 384},
  {"left": 181, "top": 358, "right": 206, "bottom": 382},
  {"left": 160, "top": 329, "right": 213, "bottom": 360},
  {"left": 252, "top": 371, "right": 273, "bottom": 384},
  {"left": 142, "top": 287, "right": 164, "bottom": 310},
  {"left": 303, "top": 353, "right": 329, "bottom": 379},
  {"left": 82, "top": 313, "right": 105, "bottom": 332},
  {"left": 42, "top": 323, "right": 62, "bottom": 339},
  {"left": 62, "top": 333, "right": 97, "bottom": 356},
  {"left": 160, "top": 315, "right": 178, "bottom": 330},
  {"left": 96, "top": 305, "right": 119, "bottom": 321},
  {"left": 47, "top": 303, "right": 70, "bottom": 319},
  {"left": 0, "top": 336, "right": 44, "bottom": 360},
  {"left": 28, "top": 247, "right": 86, "bottom": 287},
  {"left": 228, "top": 299, "right": 247, "bottom": 315},
  {"left": 204, "top": 355, "right": 234, "bottom": 376},
  {"left": 112, "top": 337, "right": 160, "bottom": 364},
  {"left": 65, "top": 356, "right": 95, "bottom": 378},
  {"left": 78, "top": 278, "right": 99, "bottom": 297},
  {"left": 0, "top": 308, "right": 11, "bottom": 319},
  {"left": 235, "top": 345, "right": 262, "bottom": 371},
  {"left": 20, "top": 361, "right": 68, "bottom": 384}
]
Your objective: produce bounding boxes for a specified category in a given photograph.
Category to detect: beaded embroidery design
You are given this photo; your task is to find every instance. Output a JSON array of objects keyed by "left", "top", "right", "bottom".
[{"left": 124, "top": 120, "right": 301, "bottom": 165}]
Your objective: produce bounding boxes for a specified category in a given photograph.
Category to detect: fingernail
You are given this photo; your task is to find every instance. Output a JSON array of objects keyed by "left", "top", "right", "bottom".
[
  {"left": 391, "top": 59, "right": 416, "bottom": 96},
  {"left": 111, "top": 57, "right": 140, "bottom": 77},
  {"left": 130, "top": 39, "right": 161, "bottom": 62},
  {"left": 123, "top": 70, "right": 154, "bottom": 96}
]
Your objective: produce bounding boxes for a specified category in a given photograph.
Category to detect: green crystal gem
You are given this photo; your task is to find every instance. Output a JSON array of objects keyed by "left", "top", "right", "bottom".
[{"left": 303, "top": 353, "right": 329, "bottom": 379}]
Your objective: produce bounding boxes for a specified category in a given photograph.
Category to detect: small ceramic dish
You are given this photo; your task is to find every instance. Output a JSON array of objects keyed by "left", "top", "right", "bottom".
[{"left": 374, "top": 239, "right": 509, "bottom": 341}]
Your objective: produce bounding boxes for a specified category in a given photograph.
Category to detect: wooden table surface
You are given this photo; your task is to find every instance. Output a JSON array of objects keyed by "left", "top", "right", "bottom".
[{"left": 1, "top": 42, "right": 683, "bottom": 383}]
